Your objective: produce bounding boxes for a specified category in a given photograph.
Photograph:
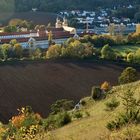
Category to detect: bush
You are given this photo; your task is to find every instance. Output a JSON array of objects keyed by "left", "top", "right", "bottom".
[
  {"left": 105, "top": 97, "right": 120, "bottom": 111},
  {"left": 73, "top": 111, "right": 83, "bottom": 119},
  {"left": 91, "top": 86, "right": 102, "bottom": 100},
  {"left": 106, "top": 90, "right": 140, "bottom": 131},
  {"left": 50, "top": 99, "right": 74, "bottom": 115},
  {"left": 43, "top": 112, "right": 71, "bottom": 130},
  {"left": 101, "top": 44, "right": 116, "bottom": 60},
  {"left": 118, "top": 67, "right": 138, "bottom": 84},
  {"left": 2, "top": 106, "right": 42, "bottom": 140},
  {"left": 107, "top": 112, "right": 140, "bottom": 131},
  {"left": 55, "top": 112, "right": 71, "bottom": 127},
  {"left": 101, "top": 81, "right": 111, "bottom": 91},
  {"left": 80, "top": 99, "right": 86, "bottom": 106}
]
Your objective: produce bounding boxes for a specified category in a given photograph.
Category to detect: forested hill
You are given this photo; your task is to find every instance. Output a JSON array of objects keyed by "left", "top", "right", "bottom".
[
  {"left": 4, "top": 0, "right": 140, "bottom": 12},
  {"left": 0, "top": 0, "right": 15, "bottom": 12}
]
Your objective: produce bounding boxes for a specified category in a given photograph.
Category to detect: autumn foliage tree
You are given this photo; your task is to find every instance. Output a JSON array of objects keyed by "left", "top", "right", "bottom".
[
  {"left": 46, "top": 45, "right": 62, "bottom": 59},
  {"left": 101, "top": 81, "right": 111, "bottom": 91}
]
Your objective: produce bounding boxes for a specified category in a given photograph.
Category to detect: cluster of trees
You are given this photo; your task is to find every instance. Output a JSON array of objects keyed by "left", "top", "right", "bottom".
[
  {"left": 0, "top": 39, "right": 23, "bottom": 60},
  {"left": 127, "top": 33, "right": 140, "bottom": 44},
  {"left": 4, "top": 19, "right": 34, "bottom": 32},
  {"left": 46, "top": 39, "right": 95, "bottom": 59},
  {"left": 2, "top": 33, "right": 140, "bottom": 65},
  {"left": 80, "top": 35, "right": 116, "bottom": 48},
  {"left": 0, "top": 39, "right": 44, "bottom": 61}
]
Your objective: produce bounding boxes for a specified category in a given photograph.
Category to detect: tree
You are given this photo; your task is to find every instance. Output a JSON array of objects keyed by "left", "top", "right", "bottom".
[
  {"left": 101, "top": 44, "right": 116, "bottom": 60},
  {"left": 118, "top": 67, "right": 138, "bottom": 84},
  {"left": 101, "top": 81, "right": 111, "bottom": 91},
  {"left": 46, "top": 45, "right": 62, "bottom": 59},
  {"left": 48, "top": 31, "right": 53, "bottom": 46},
  {"left": 127, "top": 52, "right": 134, "bottom": 63},
  {"left": 91, "top": 86, "right": 102, "bottom": 100},
  {"left": 62, "top": 40, "right": 93, "bottom": 59},
  {"left": 1, "top": 44, "right": 12, "bottom": 60},
  {"left": 107, "top": 89, "right": 140, "bottom": 131},
  {"left": 121, "top": 90, "right": 140, "bottom": 115},
  {"left": 32, "top": 48, "right": 42, "bottom": 59},
  {"left": 91, "top": 35, "right": 115, "bottom": 48},
  {"left": 134, "top": 48, "right": 140, "bottom": 63},
  {"left": 9, "top": 19, "right": 23, "bottom": 27},
  {"left": 14, "top": 43, "right": 23, "bottom": 58},
  {"left": 10, "top": 39, "right": 18, "bottom": 46},
  {"left": 4, "top": 25, "right": 17, "bottom": 33}
]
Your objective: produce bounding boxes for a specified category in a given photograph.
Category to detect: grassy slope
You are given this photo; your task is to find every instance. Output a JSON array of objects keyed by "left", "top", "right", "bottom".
[{"left": 44, "top": 81, "right": 140, "bottom": 140}]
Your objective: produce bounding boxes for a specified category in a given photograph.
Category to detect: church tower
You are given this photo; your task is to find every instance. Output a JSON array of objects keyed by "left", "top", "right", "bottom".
[
  {"left": 55, "top": 17, "right": 62, "bottom": 28},
  {"left": 63, "top": 17, "right": 68, "bottom": 27}
]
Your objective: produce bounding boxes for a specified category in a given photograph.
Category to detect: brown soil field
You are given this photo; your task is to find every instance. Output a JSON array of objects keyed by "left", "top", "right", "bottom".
[{"left": 0, "top": 60, "right": 139, "bottom": 123}]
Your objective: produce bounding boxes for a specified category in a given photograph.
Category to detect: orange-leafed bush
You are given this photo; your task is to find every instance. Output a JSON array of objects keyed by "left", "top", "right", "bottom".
[
  {"left": 101, "top": 81, "right": 111, "bottom": 91},
  {"left": 11, "top": 114, "right": 25, "bottom": 128}
]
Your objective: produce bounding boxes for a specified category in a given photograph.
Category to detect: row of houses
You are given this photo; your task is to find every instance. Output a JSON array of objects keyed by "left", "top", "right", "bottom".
[{"left": 59, "top": 7, "right": 135, "bottom": 28}]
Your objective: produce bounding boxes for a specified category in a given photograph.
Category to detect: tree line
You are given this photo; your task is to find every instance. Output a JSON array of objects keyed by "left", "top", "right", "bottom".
[{"left": 13, "top": 0, "right": 140, "bottom": 12}]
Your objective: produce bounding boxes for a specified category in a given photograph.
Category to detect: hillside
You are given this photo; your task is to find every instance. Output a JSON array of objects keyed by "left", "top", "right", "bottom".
[
  {"left": 1, "top": 0, "right": 139, "bottom": 13},
  {"left": 0, "top": 0, "right": 15, "bottom": 22},
  {"left": 0, "top": 59, "right": 137, "bottom": 123},
  {"left": 45, "top": 81, "right": 140, "bottom": 140},
  {"left": 15, "top": 0, "right": 139, "bottom": 12}
]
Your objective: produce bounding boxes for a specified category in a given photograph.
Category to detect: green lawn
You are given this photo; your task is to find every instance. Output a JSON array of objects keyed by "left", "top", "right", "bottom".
[{"left": 112, "top": 45, "right": 140, "bottom": 56}]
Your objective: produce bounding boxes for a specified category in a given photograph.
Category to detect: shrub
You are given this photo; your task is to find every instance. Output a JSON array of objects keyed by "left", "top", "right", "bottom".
[
  {"left": 118, "top": 67, "right": 138, "bottom": 84},
  {"left": 80, "top": 99, "right": 86, "bottom": 106},
  {"left": 105, "top": 97, "right": 120, "bottom": 111},
  {"left": 106, "top": 90, "right": 140, "bottom": 131},
  {"left": 101, "top": 81, "right": 111, "bottom": 91},
  {"left": 50, "top": 99, "right": 74, "bottom": 115},
  {"left": 56, "top": 112, "right": 71, "bottom": 127},
  {"left": 91, "top": 86, "right": 102, "bottom": 100},
  {"left": 2, "top": 106, "right": 42, "bottom": 140},
  {"left": 73, "top": 111, "right": 83, "bottom": 119},
  {"left": 43, "top": 112, "right": 71, "bottom": 130}
]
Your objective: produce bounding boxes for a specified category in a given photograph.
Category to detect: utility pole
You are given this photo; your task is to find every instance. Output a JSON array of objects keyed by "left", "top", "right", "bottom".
[{"left": 86, "top": 19, "right": 89, "bottom": 33}]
